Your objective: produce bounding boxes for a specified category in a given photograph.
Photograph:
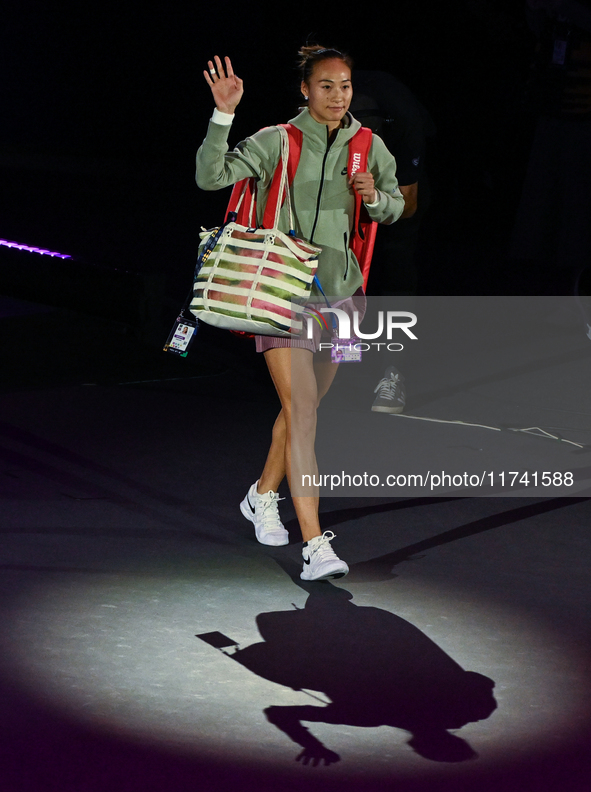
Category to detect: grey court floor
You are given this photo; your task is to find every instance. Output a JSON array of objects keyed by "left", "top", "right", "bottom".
[{"left": 1, "top": 298, "right": 591, "bottom": 792}]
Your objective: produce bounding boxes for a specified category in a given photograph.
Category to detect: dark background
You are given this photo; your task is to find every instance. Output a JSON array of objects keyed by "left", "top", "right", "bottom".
[{"left": 0, "top": 0, "right": 536, "bottom": 313}]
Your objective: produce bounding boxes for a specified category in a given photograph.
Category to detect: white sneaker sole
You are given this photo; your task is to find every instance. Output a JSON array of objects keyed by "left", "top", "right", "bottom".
[
  {"left": 371, "top": 404, "right": 404, "bottom": 414},
  {"left": 240, "top": 493, "right": 289, "bottom": 547},
  {"left": 300, "top": 561, "right": 349, "bottom": 581}
]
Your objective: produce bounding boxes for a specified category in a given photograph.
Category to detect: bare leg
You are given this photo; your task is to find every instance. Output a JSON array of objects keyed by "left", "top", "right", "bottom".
[
  {"left": 257, "top": 408, "right": 287, "bottom": 494},
  {"left": 257, "top": 347, "right": 339, "bottom": 542}
]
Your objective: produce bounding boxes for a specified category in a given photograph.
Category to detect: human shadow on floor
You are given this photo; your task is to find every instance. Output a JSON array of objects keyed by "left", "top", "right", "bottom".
[{"left": 227, "top": 583, "right": 496, "bottom": 765}]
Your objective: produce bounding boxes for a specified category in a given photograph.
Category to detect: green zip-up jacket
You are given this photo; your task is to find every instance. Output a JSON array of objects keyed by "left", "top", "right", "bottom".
[{"left": 196, "top": 108, "right": 405, "bottom": 298}]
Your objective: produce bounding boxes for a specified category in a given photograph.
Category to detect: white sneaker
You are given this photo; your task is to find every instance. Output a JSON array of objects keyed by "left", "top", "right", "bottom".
[
  {"left": 300, "top": 531, "right": 349, "bottom": 581},
  {"left": 240, "top": 481, "right": 289, "bottom": 546}
]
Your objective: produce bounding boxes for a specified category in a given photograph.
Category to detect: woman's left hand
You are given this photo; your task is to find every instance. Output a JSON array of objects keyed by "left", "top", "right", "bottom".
[{"left": 349, "top": 172, "right": 378, "bottom": 205}]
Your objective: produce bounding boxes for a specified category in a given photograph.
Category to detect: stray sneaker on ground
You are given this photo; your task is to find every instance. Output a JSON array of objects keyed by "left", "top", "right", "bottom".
[
  {"left": 301, "top": 531, "right": 349, "bottom": 581},
  {"left": 371, "top": 366, "right": 406, "bottom": 414},
  {"left": 240, "top": 481, "right": 289, "bottom": 546}
]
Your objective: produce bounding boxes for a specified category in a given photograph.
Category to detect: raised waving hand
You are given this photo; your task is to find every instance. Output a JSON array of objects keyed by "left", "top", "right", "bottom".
[{"left": 204, "top": 55, "right": 244, "bottom": 115}]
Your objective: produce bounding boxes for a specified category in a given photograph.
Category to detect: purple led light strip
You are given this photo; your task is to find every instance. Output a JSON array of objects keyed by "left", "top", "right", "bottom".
[{"left": 0, "top": 239, "right": 71, "bottom": 259}]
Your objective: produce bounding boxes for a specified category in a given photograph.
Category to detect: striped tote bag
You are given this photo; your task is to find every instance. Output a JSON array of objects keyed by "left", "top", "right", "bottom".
[{"left": 190, "top": 127, "right": 321, "bottom": 337}]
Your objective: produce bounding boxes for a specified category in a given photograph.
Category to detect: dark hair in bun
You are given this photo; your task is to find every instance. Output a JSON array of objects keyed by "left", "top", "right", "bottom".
[{"left": 297, "top": 45, "right": 353, "bottom": 84}]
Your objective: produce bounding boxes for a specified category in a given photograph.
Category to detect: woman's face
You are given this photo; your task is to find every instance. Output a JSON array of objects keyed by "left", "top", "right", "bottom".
[{"left": 301, "top": 58, "right": 352, "bottom": 131}]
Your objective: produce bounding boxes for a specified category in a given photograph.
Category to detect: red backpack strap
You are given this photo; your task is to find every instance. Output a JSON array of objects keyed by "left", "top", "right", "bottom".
[
  {"left": 226, "top": 178, "right": 257, "bottom": 226},
  {"left": 261, "top": 124, "right": 303, "bottom": 229},
  {"left": 348, "top": 126, "right": 378, "bottom": 291},
  {"left": 225, "top": 124, "right": 303, "bottom": 229}
]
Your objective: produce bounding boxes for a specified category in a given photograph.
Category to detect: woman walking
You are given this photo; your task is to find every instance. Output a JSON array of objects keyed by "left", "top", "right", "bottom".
[{"left": 197, "top": 46, "right": 404, "bottom": 581}]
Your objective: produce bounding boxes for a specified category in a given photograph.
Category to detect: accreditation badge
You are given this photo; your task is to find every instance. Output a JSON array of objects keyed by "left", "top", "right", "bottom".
[
  {"left": 163, "top": 316, "right": 198, "bottom": 357},
  {"left": 331, "top": 336, "right": 362, "bottom": 363}
]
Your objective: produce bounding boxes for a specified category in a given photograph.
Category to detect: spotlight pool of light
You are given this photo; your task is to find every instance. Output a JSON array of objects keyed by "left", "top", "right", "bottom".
[{"left": 0, "top": 547, "right": 589, "bottom": 783}]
